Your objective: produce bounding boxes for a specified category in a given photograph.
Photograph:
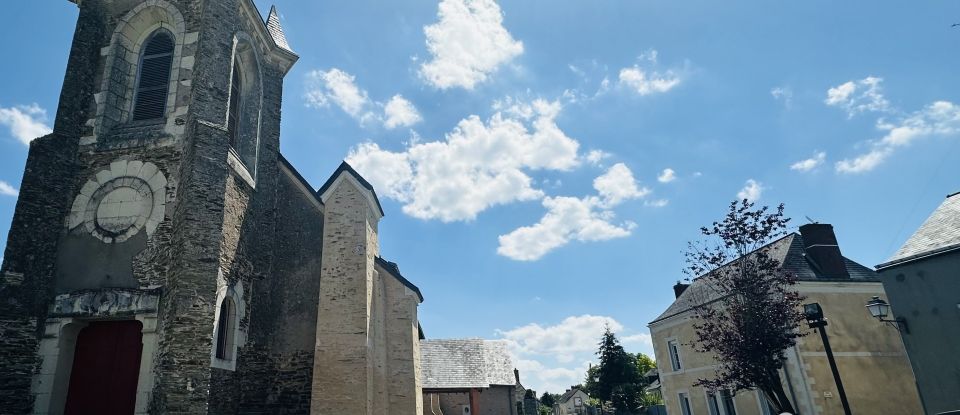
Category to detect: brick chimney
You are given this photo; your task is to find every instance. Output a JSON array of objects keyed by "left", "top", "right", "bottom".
[
  {"left": 673, "top": 282, "right": 690, "bottom": 298},
  {"left": 799, "top": 223, "right": 850, "bottom": 278}
]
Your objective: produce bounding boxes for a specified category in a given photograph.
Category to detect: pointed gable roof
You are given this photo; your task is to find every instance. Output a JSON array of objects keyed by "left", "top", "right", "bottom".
[
  {"left": 265, "top": 6, "right": 293, "bottom": 52},
  {"left": 879, "top": 191, "right": 960, "bottom": 268},
  {"left": 318, "top": 161, "right": 385, "bottom": 219},
  {"left": 649, "top": 232, "right": 878, "bottom": 325}
]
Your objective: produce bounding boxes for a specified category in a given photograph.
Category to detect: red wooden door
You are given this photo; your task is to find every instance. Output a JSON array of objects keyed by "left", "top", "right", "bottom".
[{"left": 64, "top": 320, "right": 144, "bottom": 415}]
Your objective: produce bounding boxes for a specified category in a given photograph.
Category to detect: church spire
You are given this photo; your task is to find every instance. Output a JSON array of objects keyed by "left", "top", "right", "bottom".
[{"left": 266, "top": 5, "right": 292, "bottom": 52}]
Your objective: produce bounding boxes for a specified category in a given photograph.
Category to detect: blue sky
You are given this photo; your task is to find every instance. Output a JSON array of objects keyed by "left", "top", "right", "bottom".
[{"left": 2, "top": 0, "right": 959, "bottom": 394}]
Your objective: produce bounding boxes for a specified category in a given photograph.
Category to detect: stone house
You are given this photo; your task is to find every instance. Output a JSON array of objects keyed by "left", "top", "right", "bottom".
[
  {"left": 876, "top": 191, "right": 960, "bottom": 414},
  {"left": 0, "top": 1, "right": 424, "bottom": 414},
  {"left": 421, "top": 339, "right": 521, "bottom": 415},
  {"left": 553, "top": 387, "right": 590, "bottom": 415},
  {"left": 648, "top": 224, "right": 922, "bottom": 415}
]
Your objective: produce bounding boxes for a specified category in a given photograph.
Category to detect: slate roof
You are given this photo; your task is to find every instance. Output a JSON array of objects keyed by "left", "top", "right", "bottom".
[
  {"left": 265, "top": 6, "right": 293, "bottom": 52},
  {"left": 879, "top": 192, "right": 960, "bottom": 268},
  {"left": 375, "top": 256, "right": 424, "bottom": 302},
  {"left": 558, "top": 388, "right": 585, "bottom": 403},
  {"left": 421, "top": 339, "right": 517, "bottom": 389},
  {"left": 650, "top": 232, "right": 877, "bottom": 325},
  {"left": 317, "top": 161, "right": 385, "bottom": 217}
]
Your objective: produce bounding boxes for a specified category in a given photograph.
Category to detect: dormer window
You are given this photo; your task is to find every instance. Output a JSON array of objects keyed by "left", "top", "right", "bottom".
[{"left": 132, "top": 30, "right": 174, "bottom": 121}]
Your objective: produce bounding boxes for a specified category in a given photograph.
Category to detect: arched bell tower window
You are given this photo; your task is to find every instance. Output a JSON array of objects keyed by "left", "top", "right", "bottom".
[
  {"left": 227, "top": 61, "right": 243, "bottom": 149},
  {"left": 214, "top": 297, "right": 236, "bottom": 361},
  {"left": 132, "top": 30, "right": 174, "bottom": 121}
]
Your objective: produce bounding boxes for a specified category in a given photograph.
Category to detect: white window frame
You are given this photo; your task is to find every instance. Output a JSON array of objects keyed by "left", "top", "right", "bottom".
[
  {"left": 211, "top": 277, "right": 245, "bottom": 371},
  {"left": 667, "top": 338, "right": 683, "bottom": 371},
  {"left": 679, "top": 391, "right": 694, "bottom": 415},
  {"left": 706, "top": 390, "right": 738, "bottom": 415}
]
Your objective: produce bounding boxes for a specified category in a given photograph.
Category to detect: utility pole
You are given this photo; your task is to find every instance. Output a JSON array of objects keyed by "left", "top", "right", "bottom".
[{"left": 804, "top": 303, "right": 852, "bottom": 415}]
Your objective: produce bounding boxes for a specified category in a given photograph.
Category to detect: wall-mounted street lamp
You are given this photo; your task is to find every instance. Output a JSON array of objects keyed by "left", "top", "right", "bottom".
[
  {"left": 803, "top": 302, "right": 852, "bottom": 415},
  {"left": 865, "top": 296, "right": 909, "bottom": 334}
]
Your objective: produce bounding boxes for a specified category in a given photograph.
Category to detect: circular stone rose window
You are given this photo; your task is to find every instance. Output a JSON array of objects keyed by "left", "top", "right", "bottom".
[
  {"left": 68, "top": 160, "right": 167, "bottom": 243},
  {"left": 95, "top": 186, "right": 152, "bottom": 236}
]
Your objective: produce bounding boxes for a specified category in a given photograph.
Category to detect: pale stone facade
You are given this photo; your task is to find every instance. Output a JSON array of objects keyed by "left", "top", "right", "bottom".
[{"left": 649, "top": 226, "right": 923, "bottom": 415}]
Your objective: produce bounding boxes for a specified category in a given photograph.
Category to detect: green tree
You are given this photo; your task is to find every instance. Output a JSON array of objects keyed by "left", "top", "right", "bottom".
[
  {"left": 684, "top": 200, "right": 805, "bottom": 414},
  {"left": 540, "top": 391, "right": 557, "bottom": 408},
  {"left": 591, "top": 327, "right": 643, "bottom": 414},
  {"left": 635, "top": 353, "right": 656, "bottom": 379}
]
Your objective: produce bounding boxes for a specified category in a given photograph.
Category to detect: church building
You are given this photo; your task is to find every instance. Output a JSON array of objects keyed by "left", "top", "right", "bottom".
[{"left": 0, "top": 1, "right": 424, "bottom": 414}]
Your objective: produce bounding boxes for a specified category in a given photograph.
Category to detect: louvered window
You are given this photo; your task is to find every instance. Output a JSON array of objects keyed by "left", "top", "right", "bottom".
[
  {"left": 227, "top": 61, "right": 242, "bottom": 149},
  {"left": 132, "top": 31, "right": 174, "bottom": 121}
]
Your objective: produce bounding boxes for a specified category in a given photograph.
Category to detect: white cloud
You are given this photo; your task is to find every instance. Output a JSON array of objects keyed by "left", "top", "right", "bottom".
[
  {"left": 771, "top": 86, "right": 793, "bottom": 108},
  {"left": 837, "top": 100, "right": 960, "bottom": 173},
  {"left": 644, "top": 199, "right": 669, "bottom": 208},
  {"left": 383, "top": 95, "right": 422, "bottom": 129},
  {"left": 419, "top": 0, "right": 524, "bottom": 90},
  {"left": 737, "top": 179, "right": 763, "bottom": 202},
  {"left": 347, "top": 99, "right": 579, "bottom": 222},
  {"left": 824, "top": 76, "right": 890, "bottom": 117},
  {"left": 657, "top": 168, "right": 676, "bottom": 183},
  {"left": 497, "top": 315, "right": 653, "bottom": 393},
  {"left": 790, "top": 151, "right": 826, "bottom": 172},
  {"left": 584, "top": 149, "right": 611, "bottom": 166},
  {"left": 618, "top": 62, "right": 680, "bottom": 96},
  {"left": 497, "top": 164, "right": 646, "bottom": 261},
  {"left": 593, "top": 163, "right": 650, "bottom": 207},
  {"left": 0, "top": 180, "right": 18, "bottom": 197},
  {"left": 0, "top": 104, "right": 52, "bottom": 145},
  {"left": 304, "top": 68, "right": 375, "bottom": 123}
]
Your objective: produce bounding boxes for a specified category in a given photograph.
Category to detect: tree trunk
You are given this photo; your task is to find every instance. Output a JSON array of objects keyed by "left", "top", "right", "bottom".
[{"left": 767, "top": 368, "right": 797, "bottom": 414}]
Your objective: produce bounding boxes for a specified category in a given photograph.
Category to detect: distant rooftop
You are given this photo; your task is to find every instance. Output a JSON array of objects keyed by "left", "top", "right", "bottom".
[
  {"left": 420, "top": 339, "right": 516, "bottom": 389},
  {"left": 879, "top": 192, "right": 960, "bottom": 268}
]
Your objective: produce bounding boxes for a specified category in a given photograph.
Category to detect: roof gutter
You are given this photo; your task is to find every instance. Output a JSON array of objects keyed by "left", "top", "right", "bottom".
[{"left": 876, "top": 242, "right": 960, "bottom": 270}]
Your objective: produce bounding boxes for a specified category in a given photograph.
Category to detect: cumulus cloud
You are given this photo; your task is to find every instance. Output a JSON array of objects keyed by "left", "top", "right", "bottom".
[
  {"left": 0, "top": 180, "right": 18, "bottom": 197},
  {"left": 0, "top": 103, "right": 53, "bottom": 145},
  {"left": 419, "top": 0, "right": 524, "bottom": 90},
  {"left": 618, "top": 66, "right": 680, "bottom": 96},
  {"left": 657, "top": 168, "right": 676, "bottom": 183},
  {"left": 824, "top": 76, "right": 890, "bottom": 117},
  {"left": 347, "top": 99, "right": 579, "bottom": 222},
  {"left": 584, "top": 149, "right": 612, "bottom": 166},
  {"left": 737, "top": 179, "right": 763, "bottom": 202},
  {"left": 383, "top": 95, "right": 422, "bottom": 129},
  {"left": 790, "top": 151, "right": 826, "bottom": 172},
  {"left": 594, "top": 163, "right": 650, "bottom": 207},
  {"left": 497, "top": 163, "right": 647, "bottom": 261},
  {"left": 304, "top": 68, "right": 374, "bottom": 122},
  {"left": 836, "top": 100, "right": 960, "bottom": 173},
  {"left": 497, "top": 315, "right": 653, "bottom": 393}
]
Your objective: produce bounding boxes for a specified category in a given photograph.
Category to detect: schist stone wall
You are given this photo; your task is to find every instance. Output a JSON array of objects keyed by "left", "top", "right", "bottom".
[{"left": 0, "top": 1, "right": 423, "bottom": 414}]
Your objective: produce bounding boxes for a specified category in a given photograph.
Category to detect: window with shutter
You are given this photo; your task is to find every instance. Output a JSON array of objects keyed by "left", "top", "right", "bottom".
[{"left": 132, "top": 30, "right": 174, "bottom": 121}]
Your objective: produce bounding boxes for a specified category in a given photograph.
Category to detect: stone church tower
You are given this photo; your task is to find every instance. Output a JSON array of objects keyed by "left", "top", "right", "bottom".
[{"left": 0, "top": 1, "right": 423, "bottom": 414}]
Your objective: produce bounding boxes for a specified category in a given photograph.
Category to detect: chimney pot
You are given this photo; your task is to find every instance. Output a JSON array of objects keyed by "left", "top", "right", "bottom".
[{"left": 673, "top": 282, "right": 690, "bottom": 298}]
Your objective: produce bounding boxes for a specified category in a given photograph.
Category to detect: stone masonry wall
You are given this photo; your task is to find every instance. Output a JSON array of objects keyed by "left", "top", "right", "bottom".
[{"left": 312, "top": 178, "right": 380, "bottom": 414}]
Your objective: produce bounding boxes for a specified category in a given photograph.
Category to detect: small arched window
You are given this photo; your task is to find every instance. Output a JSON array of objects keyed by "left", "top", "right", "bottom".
[
  {"left": 227, "top": 61, "right": 243, "bottom": 149},
  {"left": 132, "top": 30, "right": 174, "bottom": 121},
  {"left": 214, "top": 297, "right": 236, "bottom": 360}
]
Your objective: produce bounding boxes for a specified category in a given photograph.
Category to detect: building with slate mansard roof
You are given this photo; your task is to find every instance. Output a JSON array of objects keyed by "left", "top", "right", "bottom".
[
  {"left": 877, "top": 191, "right": 960, "bottom": 415},
  {"left": 649, "top": 223, "right": 922, "bottom": 415},
  {"left": 0, "top": 1, "right": 424, "bottom": 414}
]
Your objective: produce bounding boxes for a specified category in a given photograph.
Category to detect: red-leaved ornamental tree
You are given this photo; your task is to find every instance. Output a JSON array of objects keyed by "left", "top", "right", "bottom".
[{"left": 683, "top": 200, "right": 806, "bottom": 414}]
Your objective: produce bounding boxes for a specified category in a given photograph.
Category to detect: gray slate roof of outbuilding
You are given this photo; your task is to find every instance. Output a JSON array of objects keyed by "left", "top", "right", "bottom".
[
  {"left": 880, "top": 192, "right": 960, "bottom": 268},
  {"left": 650, "top": 232, "right": 877, "bottom": 325},
  {"left": 421, "top": 339, "right": 516, "bottom": 389}
]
